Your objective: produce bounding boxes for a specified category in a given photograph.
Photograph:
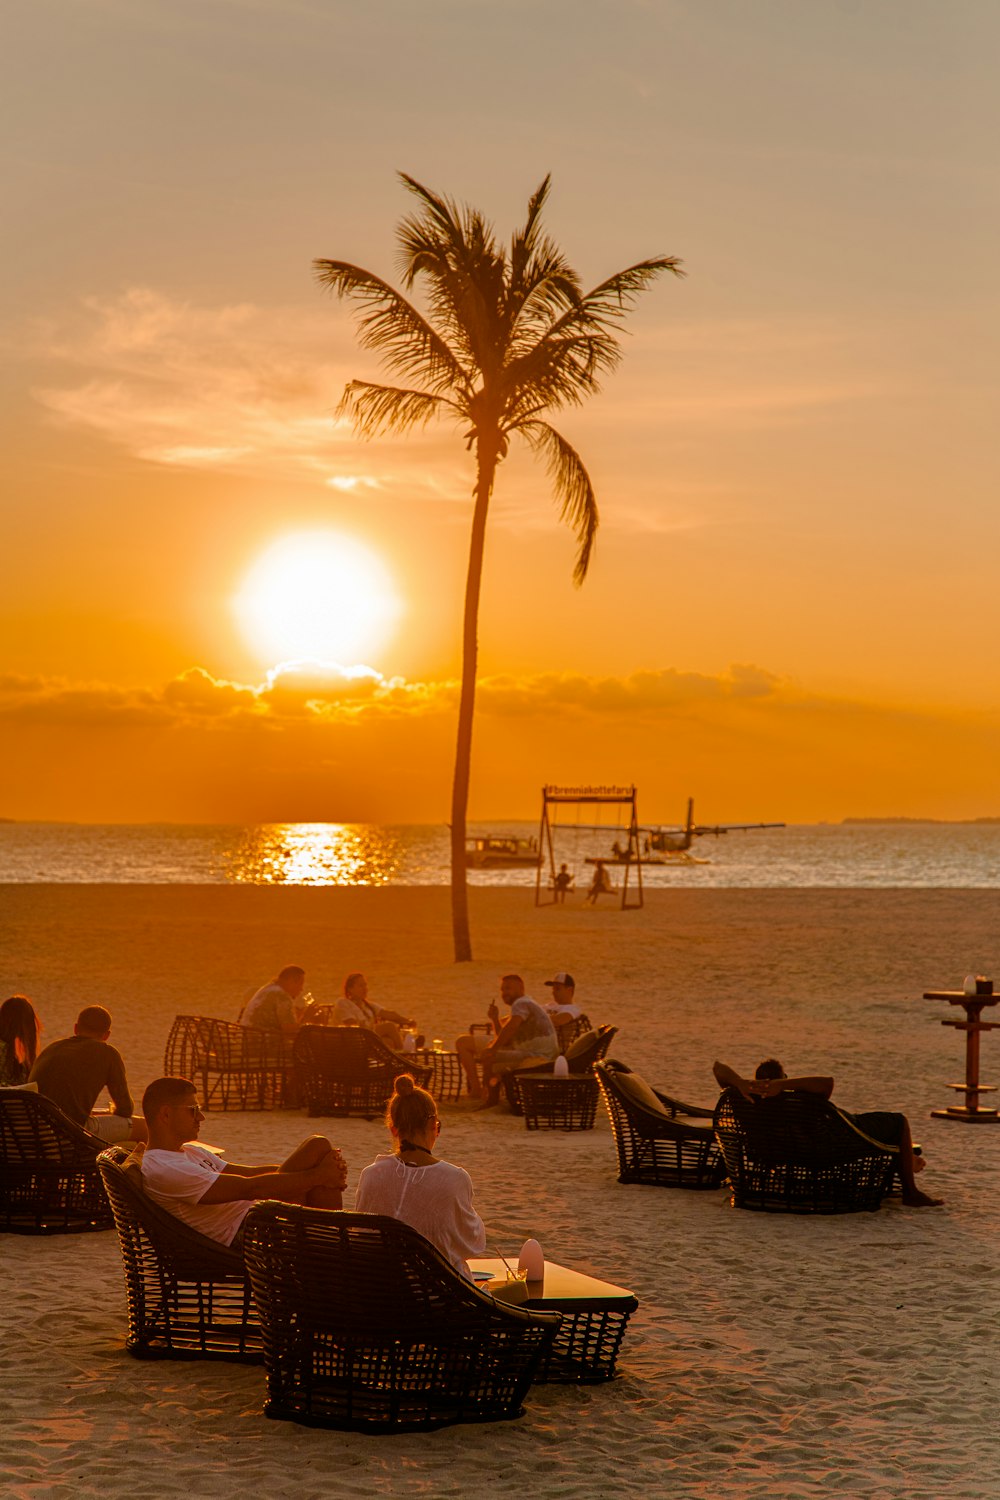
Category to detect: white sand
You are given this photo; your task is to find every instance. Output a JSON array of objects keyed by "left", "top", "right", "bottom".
[{"left": 1, "top": 886, "right": 998, "bottom": 1498}]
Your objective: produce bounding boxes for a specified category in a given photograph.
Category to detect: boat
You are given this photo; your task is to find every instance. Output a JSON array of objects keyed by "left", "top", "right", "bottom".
[{"left": 465, "top": 835, "right": 541, "bottom": 869}]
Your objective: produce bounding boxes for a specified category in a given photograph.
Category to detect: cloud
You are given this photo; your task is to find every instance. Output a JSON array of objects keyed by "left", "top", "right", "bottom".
[
  {"left": 28, "top": 287, "right": 471, "bottom": 495},
  {"left": 2, "top": 661, "right": 996, "bottom": 823},
  {"left": 5, "top": 659, "right": 993, "bottom": 740}
]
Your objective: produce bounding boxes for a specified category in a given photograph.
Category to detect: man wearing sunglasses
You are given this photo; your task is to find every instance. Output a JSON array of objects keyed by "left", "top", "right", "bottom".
[{"left": 137, "top": 1075, "right": 347, "bottom": 1248}]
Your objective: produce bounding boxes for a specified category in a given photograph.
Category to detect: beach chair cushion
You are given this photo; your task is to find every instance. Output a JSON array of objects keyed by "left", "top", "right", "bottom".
[{"left": 612, "top": 1069, "right": 673, "bottom": 1121}]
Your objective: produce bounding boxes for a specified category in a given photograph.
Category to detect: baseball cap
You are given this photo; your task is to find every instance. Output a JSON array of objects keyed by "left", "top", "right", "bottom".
[{"left": 544, "top": 972, "right": 575, "bottom": 988}]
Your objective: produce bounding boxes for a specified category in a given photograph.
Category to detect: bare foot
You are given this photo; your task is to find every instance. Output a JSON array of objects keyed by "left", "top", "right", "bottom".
[{"left": 902, "top": 1188, "right": 944, "bottom": 1207}]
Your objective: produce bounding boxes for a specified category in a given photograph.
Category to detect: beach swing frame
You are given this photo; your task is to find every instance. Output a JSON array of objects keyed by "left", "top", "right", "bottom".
[{"left": 535, "top": 785, "right": 644, "bottom": 910}]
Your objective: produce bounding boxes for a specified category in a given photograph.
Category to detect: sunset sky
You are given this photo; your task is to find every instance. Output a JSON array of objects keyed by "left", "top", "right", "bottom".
[{"left": 4, "top": 1, "right": 998, "bottom": 825}]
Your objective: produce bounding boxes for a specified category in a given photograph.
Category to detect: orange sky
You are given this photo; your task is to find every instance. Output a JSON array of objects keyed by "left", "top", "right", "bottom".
[{"left": 3, "top": 2, "right": 998, "bottom": 824}]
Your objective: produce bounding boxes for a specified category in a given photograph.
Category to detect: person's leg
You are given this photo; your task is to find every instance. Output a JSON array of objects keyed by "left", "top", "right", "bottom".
[
  {"left": 456, "top": 1034, "right": 480, "bottom": 1094},
  {"left": 850, "top": 1110, "right": 942, "bottom": 1208},
  {"left": 897, "top": 1117, "right": 943, "bottom": 1207},
  {"left": 375, "top": 1020, "right": 404, "bottom": 1050},
  {"left": 279, "top": 1134, "right": 343, "bottom": 1209}
]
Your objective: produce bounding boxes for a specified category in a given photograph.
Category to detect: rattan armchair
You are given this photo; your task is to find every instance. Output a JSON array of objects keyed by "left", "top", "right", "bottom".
[
  {"left": 163, "top": 1015, "right": 293, "bottom": 1111},
  {"left": 712, "top": 1086, "right": 898, "bottom": 1213},
  {"left": 504, "top": 1025, "right": 618, "bottom": 1114},
  {"left": 97, "top": 1145, "right": 261, "bottom": 1361},
  {"left": 242, "top": 1203, "right": 561, "bottom": 1432},
  {"left": 594, "top": 1060, "right": 725, "bottom": 1189},
  {"left": 293, "top": 1025, "right": 432, "bottom": 1118},
  {"left": 0, "top": 1088, "right": 113, "bottom": 1233},
  {"left": 556, "top": 1013, "right": 593, "bottom": 1054}
]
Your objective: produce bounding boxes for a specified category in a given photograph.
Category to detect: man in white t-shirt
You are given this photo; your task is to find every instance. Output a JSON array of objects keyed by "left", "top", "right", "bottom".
[
  {"left": 475, "top": 974, "right": 558, "bottom": 1105},
  {"left": 139, "top": 1076, "right": 347, "bottom": 1248},
  {"left": 542, "top": 972, "right": 584, "bottom": 1040}
]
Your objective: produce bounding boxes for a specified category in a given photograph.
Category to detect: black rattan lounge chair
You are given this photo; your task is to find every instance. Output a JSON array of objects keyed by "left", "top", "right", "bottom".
[
  {"left": 0, "top": 1088, "right": 113, "bottom": 1234},
  {"left": 292, "top": 1025, "right": 433, "bottom": 1118},
  {"left": 97, "top": 1145, "right": 261, "bottom": 1361},
  {"left": 242, "top": 1203, "right": 561, "bottom": 1432},
  {"left": 556, "top": 1013, "right": 593, "bottom": 1054},
  {"left": 712, "top": 1086, "right": 898, "bottom": 1213},
  {"left": 504, "top": 1025, "right": 618, "bottom": 1114},
  {"left": 163, "top": 1016, "right": 294, "bottom": 1111},
  {"left": 594, "top": 1060, "right": 725, "bottom": 1189}
]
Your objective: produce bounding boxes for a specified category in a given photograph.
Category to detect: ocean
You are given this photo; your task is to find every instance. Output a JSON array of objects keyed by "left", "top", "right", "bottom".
[{"left": 1, "top": 820, "right": 998, "bottom": 887}]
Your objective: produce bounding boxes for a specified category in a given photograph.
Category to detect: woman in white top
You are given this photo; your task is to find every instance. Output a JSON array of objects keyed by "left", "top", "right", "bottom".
[{"left": 355, "top": 1075, "right": 486, "bottom": 1280}]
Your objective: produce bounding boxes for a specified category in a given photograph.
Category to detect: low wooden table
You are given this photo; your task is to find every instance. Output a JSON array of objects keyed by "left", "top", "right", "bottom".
[
  {"left": 513, "top": 1074, "right": 600, "bottom": 1131},
  {"left": 923, "top": 988, "right": 1000, "bottom": 1122},
  {"left": 470, "top": 1257, "right": 638, "bottom": 1382}
]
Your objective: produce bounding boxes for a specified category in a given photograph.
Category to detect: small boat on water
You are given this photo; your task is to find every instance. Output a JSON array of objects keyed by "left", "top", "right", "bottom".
[{"left": 465, "top": 835, "right": 541, "bottom": 869}]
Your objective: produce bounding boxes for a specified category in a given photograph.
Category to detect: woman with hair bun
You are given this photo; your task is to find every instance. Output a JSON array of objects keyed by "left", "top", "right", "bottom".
[
  {"left": 0, "top": 995, "right": 42, "bottom": 1087},
  {"left": 355, "top": 1075, "right": 486, "bottom": 1279}
]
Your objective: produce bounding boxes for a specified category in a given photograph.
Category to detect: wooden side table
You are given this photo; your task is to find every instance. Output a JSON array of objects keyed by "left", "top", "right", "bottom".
[{"left": 923, "top": 989, "right": 1000, "bottom": 1122}]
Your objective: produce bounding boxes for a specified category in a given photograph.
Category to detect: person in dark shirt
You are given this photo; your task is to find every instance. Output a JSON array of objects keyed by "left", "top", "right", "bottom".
[
  {"left": 713, "top": 1058, "right": 942, "bottom": 1208},
  {"left": 30, "top": 1004, "right": 146, "bottom": 1143}
]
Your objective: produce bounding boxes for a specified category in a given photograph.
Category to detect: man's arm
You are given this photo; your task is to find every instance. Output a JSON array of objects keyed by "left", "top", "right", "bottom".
[
  {"left": 753, "top": 1074, "right": 834, "bottom": 1099},
  {"left": 375, "top": 1005, "right": 414, "bottom": 1027},
  {"left": 106, "top": 1048, "right": 135, "bottom": 1118},
  {"left": 485, "top": 1015, "right": 523, "bottom": 1054},
  {"left": 713, "top": 1061, "right": 754, "bottom": 1098},
  {"left": 198, "top": 1152, "right": 346, "bottom": 1206}
]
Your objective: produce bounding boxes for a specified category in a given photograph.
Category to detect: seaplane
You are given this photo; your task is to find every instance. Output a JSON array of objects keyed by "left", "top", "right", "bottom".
[{"left": 587, "top": 800, "right": 785, "bottom": 867}]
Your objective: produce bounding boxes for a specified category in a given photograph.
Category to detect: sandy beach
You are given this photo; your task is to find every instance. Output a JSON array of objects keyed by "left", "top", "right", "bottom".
[{"left": 2, "top": 885, "right": 999, "bottom": 1499}]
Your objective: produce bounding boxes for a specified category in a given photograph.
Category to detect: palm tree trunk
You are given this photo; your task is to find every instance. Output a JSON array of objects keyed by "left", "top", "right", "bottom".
[{"left": 450, "top": 441, "right": 499, "bottom": 962}]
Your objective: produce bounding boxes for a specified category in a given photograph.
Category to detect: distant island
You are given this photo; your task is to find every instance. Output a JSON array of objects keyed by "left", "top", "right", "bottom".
[{"left": 842, "top": 817, "right": 1000, "bottom": 825}]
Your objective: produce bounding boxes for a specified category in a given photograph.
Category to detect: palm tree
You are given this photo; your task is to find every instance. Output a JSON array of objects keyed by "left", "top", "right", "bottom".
[{"left": 316, "top": 175, "right": 682, "bottom": 962}]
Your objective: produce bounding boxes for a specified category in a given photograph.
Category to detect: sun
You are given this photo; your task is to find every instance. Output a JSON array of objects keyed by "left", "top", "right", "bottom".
[{"left": 233, "top": 529, "right": 402, "bottom": 668}]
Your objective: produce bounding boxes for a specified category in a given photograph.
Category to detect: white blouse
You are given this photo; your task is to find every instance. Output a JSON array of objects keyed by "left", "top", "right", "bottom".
[{"left": 355, "top": 1153, "right": 487, "bottom": 1279}]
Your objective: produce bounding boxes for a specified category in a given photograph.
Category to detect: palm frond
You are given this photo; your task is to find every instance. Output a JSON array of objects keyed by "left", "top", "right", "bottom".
[
  {"left": 502, "top": 255, "right": 683, "bottom": 412},
  {"left": 313, "top": 259, "right": 469, "bottom": 396},
  {"left": 556, "top": 257, "right": 685, "bottom": 337},
  {"left": 520, "top": 420, "right": 599, "bottom": 584},
  {"left": 338, "top": 380, "right": 456, "bottom": 439}
]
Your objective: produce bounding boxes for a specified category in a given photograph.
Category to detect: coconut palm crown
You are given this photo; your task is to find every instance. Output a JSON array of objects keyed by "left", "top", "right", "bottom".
[{"left": 316, "top": 174, "right": 682, "bottom": 962}]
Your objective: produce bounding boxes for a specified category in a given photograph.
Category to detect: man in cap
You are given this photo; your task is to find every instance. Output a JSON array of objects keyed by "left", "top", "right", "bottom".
[{"left": 543, "top": 972, "right": 585, "bottom": 1041}]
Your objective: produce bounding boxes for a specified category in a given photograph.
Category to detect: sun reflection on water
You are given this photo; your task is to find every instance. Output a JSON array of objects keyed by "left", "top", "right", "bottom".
[{"left": 222, "top": 824, "right": 403, "bottom": 886}]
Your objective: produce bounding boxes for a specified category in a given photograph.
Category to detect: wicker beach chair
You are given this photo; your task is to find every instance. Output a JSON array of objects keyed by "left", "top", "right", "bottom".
[
  {"left": 0, "top": 1088, "right": 113, "bottom": 1234},
  {"left": 242, "top": 1203, "right": 561, "bottom": 1432},
  {"left": 712, "top": 1086, "right": 898, "bottom": 1214},
  {"left": 557, "top": 1013, "right": 593, "bottom": 1054},
  {"left": 163, "top": 1016, "right": 293, "bottom": 1111},
  {"left": 97, "top": 1145, "right": 261, "bottom": 1361},
  {"left": 504, "top": 1025, "right": 617, "bottom": 1114},
  {"left": 594, "top": 1060, "right": 725, "bottom": 1189},
  {"left": 292, "top": 1025, "right": 433, "bottom": 1118}
]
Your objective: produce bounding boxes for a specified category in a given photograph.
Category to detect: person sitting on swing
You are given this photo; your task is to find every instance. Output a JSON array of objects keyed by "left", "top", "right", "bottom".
[{"left": 585, "top": 862, "right": 614, "bottom": 905}]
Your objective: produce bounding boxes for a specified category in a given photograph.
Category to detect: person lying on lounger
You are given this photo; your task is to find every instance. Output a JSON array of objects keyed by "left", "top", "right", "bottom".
[
  {"left": 712, "top": 1058, "right": 943, "bottom": 1208},
  {"left": 138, "top": 1075, "right": 347, "bottom": 1248}
]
